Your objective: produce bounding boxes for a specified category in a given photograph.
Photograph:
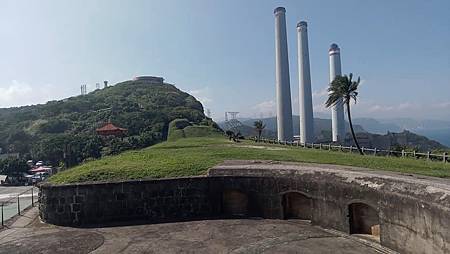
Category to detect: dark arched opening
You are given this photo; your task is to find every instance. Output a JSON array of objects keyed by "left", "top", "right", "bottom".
[
  {"left": 223, "top": 190, "right": 248, "bottom": 216},
  {"left": 282, "top": 192, "right": 312, "bottom": 220},
  {"left": 348, "top": 203, "right": 380, "bottom": 240}
]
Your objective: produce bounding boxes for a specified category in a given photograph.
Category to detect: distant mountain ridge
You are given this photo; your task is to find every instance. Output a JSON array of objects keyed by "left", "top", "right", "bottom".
[
  {"left": 240, "top": 116, "right": 365, "bottom": 136},
  {"left": 353, "top": 117, "right": 450, "bottom": 147},
  {"left": 352, "top": 118, "right": 402, "bottom": 134},
  {"left": 218, "top": 116, "right": 365, "bottom": 140},
  {"left": 221, "top": 116, "right": 448, "bottom": 151}
]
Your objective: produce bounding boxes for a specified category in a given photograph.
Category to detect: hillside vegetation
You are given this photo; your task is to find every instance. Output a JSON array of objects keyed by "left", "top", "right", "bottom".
[
  {"left": 0, "top": 80, "right": 218, "bottom": 167},
  {"left": 49, "top": 137, "right": 450, "bottom": 184}
]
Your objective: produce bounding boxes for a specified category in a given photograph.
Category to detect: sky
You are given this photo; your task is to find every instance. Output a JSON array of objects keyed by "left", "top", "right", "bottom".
[{"left": 0, "top": 0, "right": 449, "bottom": 122}]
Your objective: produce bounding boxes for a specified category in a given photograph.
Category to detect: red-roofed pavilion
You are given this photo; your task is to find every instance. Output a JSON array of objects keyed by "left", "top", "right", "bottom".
[{"left": 96, "top": 122, "right": 127, "bottom": 137}]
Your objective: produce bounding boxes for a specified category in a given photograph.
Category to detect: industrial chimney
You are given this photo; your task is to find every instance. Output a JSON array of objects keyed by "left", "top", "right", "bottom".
[
  {"left": 274, "top": 7, "right": 293, "bottom": 141},
  {"left": 329, "top": 43, "right": 345, "bottom": 142},
  {"left": 297, "top": 21, "right": 314, "bottom": 144}
]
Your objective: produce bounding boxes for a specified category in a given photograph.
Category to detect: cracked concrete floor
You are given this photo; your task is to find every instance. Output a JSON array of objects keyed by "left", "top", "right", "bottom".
[{"left": 0, "top": 208, "right": 386, "bottom": 254}]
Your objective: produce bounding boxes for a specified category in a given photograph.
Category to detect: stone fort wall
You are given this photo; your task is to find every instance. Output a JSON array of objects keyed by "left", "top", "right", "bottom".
[{"left": 39, "top": 161, "right": 450, "bottom": 254}]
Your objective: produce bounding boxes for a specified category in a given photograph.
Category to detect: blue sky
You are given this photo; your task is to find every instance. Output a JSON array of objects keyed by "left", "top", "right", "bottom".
[{"left": 0, "top": 0, "right": 449, "bottom": 121}]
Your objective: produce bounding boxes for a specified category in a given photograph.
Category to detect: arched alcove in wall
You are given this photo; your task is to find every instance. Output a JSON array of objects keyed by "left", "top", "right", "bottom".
[
  {"left": 348, "top": 202, "right": 380, "bottom": 240},
  {"left": 282, "top": 192, "right": 312, "bottom": 220},
  {"left": 223, "top": 190, "right": 248, "bottom": 216}
]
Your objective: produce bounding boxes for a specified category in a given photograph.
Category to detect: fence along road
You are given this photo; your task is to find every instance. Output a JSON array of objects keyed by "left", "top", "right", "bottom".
[
  {"left": 0, "top": 185, "right": 39, "bottom": 227},
  {"left": 251, "top": 137, "right": 449, "bottom": 163}
]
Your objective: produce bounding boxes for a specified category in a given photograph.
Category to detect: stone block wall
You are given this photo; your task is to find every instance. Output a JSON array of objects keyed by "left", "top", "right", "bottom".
[{"left": 39, "top": 176, "right": 283, "bottom": 226}]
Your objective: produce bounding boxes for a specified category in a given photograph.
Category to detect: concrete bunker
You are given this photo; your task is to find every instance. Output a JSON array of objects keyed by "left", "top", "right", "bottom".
[
  {"left": 282, "top": 192, "right": 312, "bottom": 220},
  {"left": 348, "top": 202, "right": 380, "bottom": 240},
  {"left": 222, "top": 190, "right": 248, "bottom": 216},
  {"left": 39, "top": 161, "right": 450, "bottom": 254}
]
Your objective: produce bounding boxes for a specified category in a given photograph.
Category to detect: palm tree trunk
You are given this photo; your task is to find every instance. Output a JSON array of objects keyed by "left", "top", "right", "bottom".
[
  {"left": 258, "top": 130, "right": 262, "bottom": 142},
  {"left": 346, "top": 102, "right": 364, "bottom": 155}
]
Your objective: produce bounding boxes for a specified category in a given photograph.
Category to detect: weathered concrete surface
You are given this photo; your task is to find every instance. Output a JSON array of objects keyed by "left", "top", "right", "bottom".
[
  {"left": 0, "top": 207, "right": 390, "bottom": 254},
  {"left": 38, "top": 160, "right": 450, "bottom": 254}
]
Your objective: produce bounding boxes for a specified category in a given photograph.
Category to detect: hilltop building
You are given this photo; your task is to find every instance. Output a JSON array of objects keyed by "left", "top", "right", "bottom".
[{"left": 133, "top": 76, "right": 164, "bottom": 85}]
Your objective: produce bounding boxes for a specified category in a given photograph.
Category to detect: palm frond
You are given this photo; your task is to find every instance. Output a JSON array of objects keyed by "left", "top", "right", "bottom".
[{"left": 325, "top": 73, "right": 361, "bottom": 107}]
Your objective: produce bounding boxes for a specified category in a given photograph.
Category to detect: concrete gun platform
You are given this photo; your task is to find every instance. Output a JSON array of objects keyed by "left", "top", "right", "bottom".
[
  {"left": 0, "top": 207, "right": 392, "bottom": 254},
  {"left": 36, "top": 160, "right": 449, "bottom": 253}
]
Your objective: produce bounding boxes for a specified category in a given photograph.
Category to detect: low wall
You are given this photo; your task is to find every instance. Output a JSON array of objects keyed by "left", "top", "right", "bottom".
[
  {"left": 39, "top": 176, "right": 261, "bottom": 225},
  {"left": 39, "top": 160, "right": 450, "bottom": 254}
]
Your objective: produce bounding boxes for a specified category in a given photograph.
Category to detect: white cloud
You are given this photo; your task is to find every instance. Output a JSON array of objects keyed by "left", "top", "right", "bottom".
[
  {"left": 248, "top": 94, "right": 450, "bottom": 121},
  {"left": 367, "top": 104, "right": 394, "bottom": 112},
  {"left": 188, "top": 87, "right": 213, "bottom": 106},
  {"left": 313, "top": 103, "right": 328, "bottom": 113},
  {"left": 252, "top": 99, "right": 276, "bottom": 113},
  {"left": 432, "top": 101, "right": 450, "bottom": 109},
  {"left": 398, "top": 102, "right": 416, "bottom": 110},
  {"left": 349, "top": 100, "right": 450, "bottom": 120},
  {"left": 250, "top": 96, "right": 328, "bottom": 118},
  {"left": 0, "top": 80, "right": 33, "bottom": 105},
  {"left": 365, "top": 102, "right": 418, "bottom": 113},
  {"left": 312, "top": 88, "right": 328, "bottom": 98},
  {"left": 0, "top": 80, "right": 70, "bottom": 108}
]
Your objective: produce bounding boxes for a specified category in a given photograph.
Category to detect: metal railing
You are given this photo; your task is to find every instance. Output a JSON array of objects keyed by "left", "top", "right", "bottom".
[
  {"left": 1, "top": 186, "right": 39, "bottom": 227},
  {"left": 249, "top": 137, "right": 449, "bottom": 163}
]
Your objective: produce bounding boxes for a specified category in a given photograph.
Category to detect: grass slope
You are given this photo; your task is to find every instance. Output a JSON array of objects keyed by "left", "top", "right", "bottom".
[
  {"left": 167, "top": 119, "right": 223, "bottom": 142},
  {"left": 49, "top": 137, "right": 450, "bottom": 184}
]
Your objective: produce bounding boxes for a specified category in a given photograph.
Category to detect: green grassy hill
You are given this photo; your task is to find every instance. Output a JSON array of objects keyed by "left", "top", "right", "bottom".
[
  {"left": 0, "top": 79, "right": 219, "bottom": 167},
  {"left": 49, "top": 137, "right": 450, "bottom": 184},
  {"left": 167, "top": 118, "right": 222, "bottom": 141}
]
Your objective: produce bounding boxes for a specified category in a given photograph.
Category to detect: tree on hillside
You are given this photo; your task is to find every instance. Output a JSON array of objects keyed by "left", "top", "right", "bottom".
[
  {"left": 31, "top": 135, "right": 66, "bottom": 166},
  {"left": 0, "top": 158, "right": 29, "bottom": 176},
  {"left": 109, "top": 138, "right": 132, "bottom": 155},
  {"left": 82, "top": 136, "right": 102, "bottom": 159},
  {"left": 253, "top": 120, "right": 266, "bottom": 142},
  {"left": 326, "top": 73, "right": 364, "bottom": 155}
]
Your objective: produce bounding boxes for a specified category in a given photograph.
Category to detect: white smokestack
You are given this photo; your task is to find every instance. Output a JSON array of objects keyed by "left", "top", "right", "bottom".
[
  {"left": 297, "top": 21, "right": 314, "bottom": 144},
  {"left": 274, "top": 7, "right": 293, "bottom": 141},
  {"left": 329, "top": 43, "right": 345, "bottom": 142}
]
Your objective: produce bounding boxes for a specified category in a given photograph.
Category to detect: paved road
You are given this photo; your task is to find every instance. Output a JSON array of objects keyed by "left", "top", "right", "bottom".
[
  {"left": 0, "top": 207, "right": 394, "bottom": 254},
  {"left": 0, "top": 186, "right": 38, "bottom": 222}
]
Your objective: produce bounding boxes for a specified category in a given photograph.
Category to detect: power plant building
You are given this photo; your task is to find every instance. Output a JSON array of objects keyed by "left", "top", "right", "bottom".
[
  {"left": 296, "top": 21, "right": 314, "bottom": 144},
  {"left": 329, "top": 43, "right": 346, "bottom": 142},
  {"left": 274, "top": 7, "right": 294, "bottom": 141}
]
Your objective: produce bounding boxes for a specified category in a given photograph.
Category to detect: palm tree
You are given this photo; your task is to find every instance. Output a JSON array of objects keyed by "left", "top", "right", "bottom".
[
  {"left": 253, "top": 120, "right": 266, "bottom": 142},
  {"left": 225, "top": 130, "right": 234, "bottom": 141},
  {"left": 325, "top": 73, "right": 364, "bottom": 155}
]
